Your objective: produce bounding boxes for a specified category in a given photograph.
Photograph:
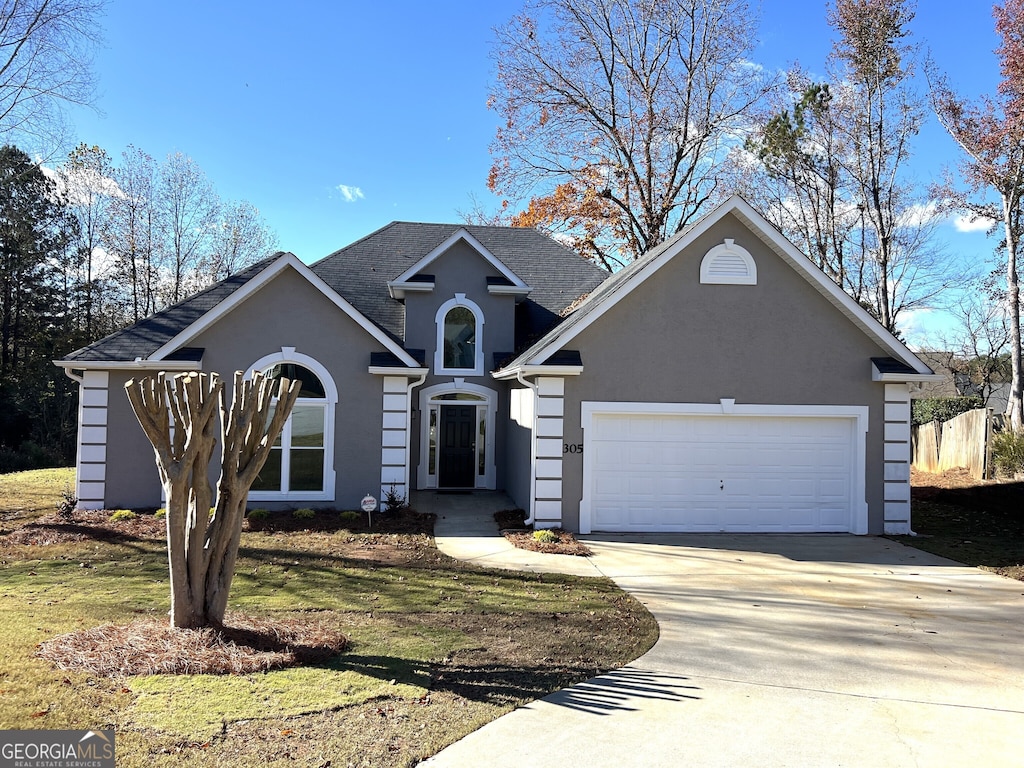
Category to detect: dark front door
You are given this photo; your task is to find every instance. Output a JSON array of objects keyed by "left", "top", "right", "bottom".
[{"left": 439, "top": 405, "right": 476, "bottom": 488}]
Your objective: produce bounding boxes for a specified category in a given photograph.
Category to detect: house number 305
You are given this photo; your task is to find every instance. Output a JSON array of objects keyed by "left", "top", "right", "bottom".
[{"left": 563, "top": 443, "right": 583, "bottom": 454}]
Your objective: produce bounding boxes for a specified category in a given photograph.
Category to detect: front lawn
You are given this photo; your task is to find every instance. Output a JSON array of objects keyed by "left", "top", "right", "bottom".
[
  {"left": 0, "top": 469, "right": 658, "bottom": 767},
  {"left": 895, "top": 468, "right": 1024, "bottom": 581}
]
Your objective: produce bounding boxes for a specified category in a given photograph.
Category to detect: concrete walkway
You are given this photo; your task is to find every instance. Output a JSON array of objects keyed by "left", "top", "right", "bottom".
[
  {"left": 414, "top": 490, "right": 603, "bottom": 577},
  {"left": 415, "top": 492, "right": 1024, "bottom": 768}
]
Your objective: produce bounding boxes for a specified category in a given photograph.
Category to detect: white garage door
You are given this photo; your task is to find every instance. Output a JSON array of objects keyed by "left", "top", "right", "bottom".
[{"left": 583, "top": 410, "right": 859, "bottom": 533}]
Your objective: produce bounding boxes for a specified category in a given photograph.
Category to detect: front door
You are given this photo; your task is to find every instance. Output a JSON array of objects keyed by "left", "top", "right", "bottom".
[{"left": 439, "top": 405, "right": 476, "bottom": 488}]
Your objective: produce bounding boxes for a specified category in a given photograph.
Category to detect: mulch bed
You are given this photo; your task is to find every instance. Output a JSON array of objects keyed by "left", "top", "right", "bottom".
[
  {"left": 0, "top": 508, "right": 435, "bottom": 547},
  {"left": 494, "top": 509, "right": 592, "bottom": 556},
  {"left": 37, "top": 613, "right": 349, "bottom": 676}
]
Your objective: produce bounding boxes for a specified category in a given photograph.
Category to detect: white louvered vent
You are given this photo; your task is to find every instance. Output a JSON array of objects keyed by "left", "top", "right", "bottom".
[{"left": 700, "top": 239, "right": 757, "bottom": 285}]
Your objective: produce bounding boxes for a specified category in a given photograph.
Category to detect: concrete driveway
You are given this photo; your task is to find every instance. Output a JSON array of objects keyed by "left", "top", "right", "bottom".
[{"left": 422, "top": 534, "right": 1024, "bottom": 767}]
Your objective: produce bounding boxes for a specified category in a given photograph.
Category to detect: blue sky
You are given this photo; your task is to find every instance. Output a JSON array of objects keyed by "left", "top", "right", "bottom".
[{"left": 63, "top": 0, "right": 1005, "bottom": 343}]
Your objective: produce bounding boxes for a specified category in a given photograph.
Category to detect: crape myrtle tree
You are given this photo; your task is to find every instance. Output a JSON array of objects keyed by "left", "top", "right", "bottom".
[
  {"left": 126, "top": 370, "right": 300, "bottom": 629},
  {"left": 930, "top": 0, "right": 1024, "bottom": 429},
  {"left": 488, "top": 0, "right": 777, "bottom": 269}
]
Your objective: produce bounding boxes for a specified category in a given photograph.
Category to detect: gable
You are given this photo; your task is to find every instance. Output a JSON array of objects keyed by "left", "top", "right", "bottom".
[
  {"left": 502, "top": 196, "right": 937, "bottom": 379},
  {"left": 563, "top": 212, "right": 896, "bottom": 402},
  {"left": 388, "top": 228, "right": 530, "bottom": 298}
]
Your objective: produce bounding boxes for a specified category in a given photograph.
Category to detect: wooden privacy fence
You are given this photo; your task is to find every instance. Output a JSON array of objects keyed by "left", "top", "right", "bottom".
[{"left": 911, "top": 408, "right": 992, "bottom": 479}]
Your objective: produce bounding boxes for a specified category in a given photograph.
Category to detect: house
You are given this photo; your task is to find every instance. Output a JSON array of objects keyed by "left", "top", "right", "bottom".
[{"left": 56, "top": 196, "right": 941, "bottom": 535}]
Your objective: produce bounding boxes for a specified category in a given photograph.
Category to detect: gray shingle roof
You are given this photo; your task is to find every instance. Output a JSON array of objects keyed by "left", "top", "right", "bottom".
[
  {"left": 61, "top": 253, "right": 287, "bottom": 363},
  {"left": 60, "top": 223, "right": 609, "bottom": 364},
  {"left": 309, "top": 222, "right": 608, "bottom": 343}
]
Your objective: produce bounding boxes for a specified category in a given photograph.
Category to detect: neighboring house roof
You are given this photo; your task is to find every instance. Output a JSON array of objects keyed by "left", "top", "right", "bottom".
[
  {"left": 57, "top": 223, "right": 608, "bottom": 367},
  {"left": 498, "top": 196, "right": 939, "bottom": 380}
]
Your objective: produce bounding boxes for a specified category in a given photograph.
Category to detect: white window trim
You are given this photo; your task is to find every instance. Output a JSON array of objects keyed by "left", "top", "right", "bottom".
[
  {"left": 417, "top": 381, "right": 496, "bottom": 490},
  {"left": 434, "top": 294, "right": 485, "bottom": 376},
  {"left": 246, "top": 347, "right": 337, "bottom": 502}
]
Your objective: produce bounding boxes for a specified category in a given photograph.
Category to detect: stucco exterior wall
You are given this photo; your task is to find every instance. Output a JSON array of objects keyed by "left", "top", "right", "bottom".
[
  {"left": 104, "top": 370, "right": 163, "bottom": 508},
  {"left": 555, "top": 213, "right": 892, "bottom": 533},
  {"left": 403, "top": 240, "right": 519, "bottom": 490},
  {"left": 504, "top": 384, "right": 535, "bottom": 512},
  {"left": 99, "top": 266, "right": 398, "bottom": 511}
]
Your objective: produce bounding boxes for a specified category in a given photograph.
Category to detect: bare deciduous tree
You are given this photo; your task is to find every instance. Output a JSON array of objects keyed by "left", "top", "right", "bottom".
[
  {"left": 0, "top": 0, "right": 104, "bottom": 155},
  {"left": 157, "top": 152, "right": 218, "bottom": 304},
  {"left": 744, "top": 0, "right": 953, "bottom": 334},
  {"left": 126, "top": 370, "right": 300, "bottom": 629},
  {"left": 930, "top": 0, "right": 1024, "bottom": 429},
  {"left": 488, "top": 0, "right": 776, "bottom": 268}
]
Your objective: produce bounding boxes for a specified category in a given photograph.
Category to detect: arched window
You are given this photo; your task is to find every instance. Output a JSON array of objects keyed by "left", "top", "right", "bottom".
[
  {"left": 434, "top": 295, "right": 484, "bottom": 375},
  {"left": 443, "top": 306, "right": 476, "bottom": 369},
  {"left": 248, "top": 350, "right": 336, "bottom": 500}
]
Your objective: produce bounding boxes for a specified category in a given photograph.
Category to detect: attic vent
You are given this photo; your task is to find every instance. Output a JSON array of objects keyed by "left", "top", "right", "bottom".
[{"left": 700, "top": 239, "right": 757, "bottom": 285}]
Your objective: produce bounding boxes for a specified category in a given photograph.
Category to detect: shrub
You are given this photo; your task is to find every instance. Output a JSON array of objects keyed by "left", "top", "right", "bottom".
[
  {"left": 991, "top": 429, "right": 1024, "bottom": 478},
  {"left": 57, "top": 485, "right": 77, "bottom": 520},
  {"left": 383, "top": 483, "right": 406, "bottom": 513},
  {"left": 246, "top": 508, "right": 269, "bottom": 520},
  {"left": 911, "top": 396, "right": 983, "bottom": 426},
  {"left": 338, "top": 510, "right": 360, "bottom": 525},
  {"left": 109, "top": 509, "right": 136, "bottom": 522},
  {"left": 293, "top": 508, "right": 316, "bottom": 520},
  {"left": 532, "top": 529, "right": 559, "bottom": 544},
  {"left": 154, "top": 508, "right": 166, "bottom": 519}
]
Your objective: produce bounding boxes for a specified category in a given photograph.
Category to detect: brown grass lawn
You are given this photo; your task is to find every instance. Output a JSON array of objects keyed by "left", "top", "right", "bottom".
[
  {"left": 897, "top": 468, "right": 1024, "bottom": 581},
  {"left": 0, "top": 469, "right": 658, "bottom": 767}
]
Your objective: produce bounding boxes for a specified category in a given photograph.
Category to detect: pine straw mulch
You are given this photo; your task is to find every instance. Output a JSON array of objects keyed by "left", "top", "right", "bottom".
[
  {"left": 2, "top": 509, "right": 166, "bottom": 545},
  {"left": 0, "top": 507, "right": 435, "bottom": 547},
  {"left": 36, "top": 613, "right": 349, "bottom": 676},
  {"left": 494, "top": 509, "right": 592, "bottom": 557}
]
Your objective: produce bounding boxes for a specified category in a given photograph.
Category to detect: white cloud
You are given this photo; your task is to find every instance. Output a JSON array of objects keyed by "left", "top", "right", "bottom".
[
  {"left": 898, "top": 201, "right": 940, "bottom": 228},
  {"left": 337, "top": 184, "right": 365, "bottom": 203},
  {"left": 953, "top": 214, "right": 994, "bottom": 233}
]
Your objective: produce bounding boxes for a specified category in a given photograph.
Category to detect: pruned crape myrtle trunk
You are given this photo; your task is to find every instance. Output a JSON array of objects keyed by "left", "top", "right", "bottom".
[{"left": 125, "top": 370, "right": 300, "bottom": 628}]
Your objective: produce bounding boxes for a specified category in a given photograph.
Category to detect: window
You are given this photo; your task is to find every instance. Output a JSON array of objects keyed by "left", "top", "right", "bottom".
[
  {"left": 248, "top": 350, "right": 337, "bottom": 501},
  {"left": 434, "top": 294, "right": 484, "bottom": 375},
  {"left": 443, "top": 307, "right": 476, "bottom": 369}
]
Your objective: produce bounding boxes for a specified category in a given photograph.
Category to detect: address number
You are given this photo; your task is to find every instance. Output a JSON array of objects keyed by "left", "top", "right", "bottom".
[{"left": 564, "top": 443, "right": 583, "bottom": 454}]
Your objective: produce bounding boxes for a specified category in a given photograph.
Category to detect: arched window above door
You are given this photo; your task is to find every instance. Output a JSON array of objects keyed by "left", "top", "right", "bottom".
[{"left": 434, "top": 295, "right": 484, "bottom": 375}]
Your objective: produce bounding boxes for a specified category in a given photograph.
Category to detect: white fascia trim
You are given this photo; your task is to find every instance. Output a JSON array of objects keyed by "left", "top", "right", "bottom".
[
  {"left": 369, "top": 366, "right": 430, "bottom": 376},
  {"left": 391, "top": 228, "right": 530, "bottom": 290},
  {"left": 53, "top": 360, "right": 202, "bottom": 371},
  {"left": 525, "top": 196, "right": 932, "bottom": 375},
  {"left": 579, "top": 400, "right": 870, "bottom": 536},
  {"left": 150, "top": 253, "right": 420, "bottom": 368},
  {"left": 387, "top": 280, "right": 435, "bottom": 300},
  {"left": 871, "top": 366, "right": 945, "bottom": 383},
  {"left": 487, "top": 284, "right": 532, "bottom": 297},
  {"left": 492, "top": 365, "right": 584, "bottom": 380}
]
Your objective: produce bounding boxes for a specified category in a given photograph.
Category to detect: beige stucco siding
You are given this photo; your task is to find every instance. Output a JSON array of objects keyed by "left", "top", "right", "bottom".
[
  {"left": 102, "top": 266, "right": 398, "bottom": 510},
  {"left": 556, "top": 213, "right": 892, "bottom": 532}
]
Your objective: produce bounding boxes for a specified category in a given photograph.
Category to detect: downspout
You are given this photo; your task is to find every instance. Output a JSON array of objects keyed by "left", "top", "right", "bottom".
[
  {"left": 62, "top": 367, "right": 84, "bottom": 385},
  {"left": 405, "top": 373, "right": 427, "bottom": 501},
  {"left": 515, "top": 370, "right": 538, "bottom": 526}
]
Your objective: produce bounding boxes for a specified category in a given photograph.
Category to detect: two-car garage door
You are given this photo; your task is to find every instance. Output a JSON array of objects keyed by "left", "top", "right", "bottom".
[{"left": 581, "top": 406, "right": 865, "bottom": 533}]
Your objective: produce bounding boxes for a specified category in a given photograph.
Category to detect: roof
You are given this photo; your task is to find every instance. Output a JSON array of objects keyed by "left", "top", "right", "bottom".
[
  {"left": 60, "top": 253, "right": 285, "bottom": 363},
  {"left": 310, "top": 222, "right": 608, "bottom": 342},
  {"left": 501, "top": 196, "right": 940, "bottom": 380},
  {"left": 59, "top": 223, "right": 608, "bottom": 365}
]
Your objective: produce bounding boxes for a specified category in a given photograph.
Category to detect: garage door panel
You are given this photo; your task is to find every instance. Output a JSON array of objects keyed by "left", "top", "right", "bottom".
[{"left": 586, "top": 411, "right": 856, "bottom": 533}]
